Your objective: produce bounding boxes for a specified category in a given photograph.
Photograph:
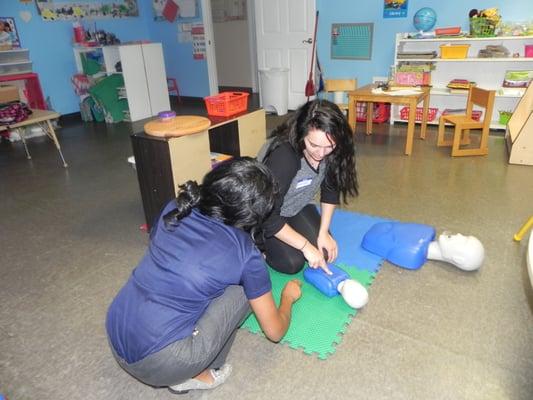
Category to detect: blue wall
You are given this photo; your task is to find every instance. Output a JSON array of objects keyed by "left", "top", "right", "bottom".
[
  {"left": 316, "top": 0, "right": 533, "bottom": 86},
  {"left": 0, "top": 1, "right": 155, "bottom": 114},
  {"left": 1, "top": 0, "right": 531, "bottom": 115},
  {"left": 144, "top": 3, "right": 209, "bottom": 99}
]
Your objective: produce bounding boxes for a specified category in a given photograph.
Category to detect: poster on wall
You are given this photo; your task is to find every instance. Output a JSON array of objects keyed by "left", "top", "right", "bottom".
[
  {"left": 211, "top": 0, "right": 246, "bottom": 23},
  {"left": 383, "top": 0, "right": 408, "bottom": 18},
  {"left": 191, "top": 24, "right": 205, "bottom": 60},
  {"left": 0, "top": 17, "right": 21, "bottom": 48},
  {"left": 152, "top": 0, "right": 198, "bottom": 22},
  {"left": 35, "top": 0, "right": 139, "bottom": 20}
]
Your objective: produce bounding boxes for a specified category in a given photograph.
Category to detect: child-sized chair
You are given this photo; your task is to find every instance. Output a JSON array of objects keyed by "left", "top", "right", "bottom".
[
  {"left": 437, "top": 86, "right": 496, "bottom": 156},
  {"left": 324, "top": 78, "right": 357, "bottom": 114}
]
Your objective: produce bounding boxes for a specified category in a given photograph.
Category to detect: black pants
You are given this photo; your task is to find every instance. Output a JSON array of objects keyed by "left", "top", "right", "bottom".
[{"left": 264, "top": 204, "right": 320, "bottom": 275}]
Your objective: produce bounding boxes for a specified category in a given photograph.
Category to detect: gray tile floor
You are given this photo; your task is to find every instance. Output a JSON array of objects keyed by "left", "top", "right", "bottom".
[{"left": 1, "top": 114, "right": 532, "bottom": 400}]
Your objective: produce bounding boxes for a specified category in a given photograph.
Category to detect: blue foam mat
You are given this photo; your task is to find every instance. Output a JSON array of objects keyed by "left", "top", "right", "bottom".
[{"left": 329, "top": 209, "right": 388, "bottom": 273}]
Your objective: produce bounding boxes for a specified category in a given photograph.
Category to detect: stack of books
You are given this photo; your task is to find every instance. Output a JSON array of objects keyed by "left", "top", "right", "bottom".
[
  {"left": 397, "top": 51, "right": 437, "bottom": 59},
  {"left": 447, "top": 79, "right": 475, "bottom": 94}
]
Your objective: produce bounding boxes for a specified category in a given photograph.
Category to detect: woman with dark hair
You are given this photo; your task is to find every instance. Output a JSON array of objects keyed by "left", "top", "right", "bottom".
[
  {"left": 106, "top": 158, "right": 301, "bottom": 394},
  {"left": 258, "top": 99, "right": 358, "bottom": 275}
]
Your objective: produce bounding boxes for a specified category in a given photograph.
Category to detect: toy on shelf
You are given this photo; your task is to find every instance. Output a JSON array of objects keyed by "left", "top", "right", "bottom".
[
  {"left": 303, "top": 264, "right": 368, "bottom": 309},
  {"left": 362, "top": 222, "right": 485, "bottom": 271}
]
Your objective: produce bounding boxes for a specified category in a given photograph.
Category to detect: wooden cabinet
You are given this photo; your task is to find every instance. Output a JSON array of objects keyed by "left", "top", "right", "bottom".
[
  {"left": 392, "top": 33, "right": 533, "bottom": 129},
  {"left": 131, "top": 109, "right": 267, "bottom": 228},
  {"left": 73, "top": 43, "right": 170, "bottom": 122}
]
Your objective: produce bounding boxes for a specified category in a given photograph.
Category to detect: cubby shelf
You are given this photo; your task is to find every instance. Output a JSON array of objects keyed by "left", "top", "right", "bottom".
[{"left": 392, "top": 33, "right": 533, "bottom": 129}]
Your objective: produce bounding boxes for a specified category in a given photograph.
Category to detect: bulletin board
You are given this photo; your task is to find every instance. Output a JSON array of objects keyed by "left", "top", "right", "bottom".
[{"left": 331, "top": 23, "right": 373, "bottom": 60}]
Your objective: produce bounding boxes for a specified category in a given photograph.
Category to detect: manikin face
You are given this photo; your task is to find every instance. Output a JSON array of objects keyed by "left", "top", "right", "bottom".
[
  {"left": 438, "top": 233, "right": 485, "bottom": 271},
  {"left": 303, "top": 128, "right": 336, "bottom": 165}
]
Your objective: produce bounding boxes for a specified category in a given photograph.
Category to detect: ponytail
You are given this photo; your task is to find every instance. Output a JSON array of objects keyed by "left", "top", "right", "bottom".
[{"left": 163, "top": 180, "right": 201, "bottom": 230}]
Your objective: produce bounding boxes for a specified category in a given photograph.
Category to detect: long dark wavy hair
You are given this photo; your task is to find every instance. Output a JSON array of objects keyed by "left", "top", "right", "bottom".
[
  {"left": 268, "top": 99, "right": 358, "bottom": 202},
  {"left": 162, "top": 157, "right": 277, "bottom": 240}
]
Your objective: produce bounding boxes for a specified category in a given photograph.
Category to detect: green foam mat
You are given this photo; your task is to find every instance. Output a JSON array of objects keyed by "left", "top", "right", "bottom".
[{"left": 241, "top": 264, "right": 376, "bottom": 359}]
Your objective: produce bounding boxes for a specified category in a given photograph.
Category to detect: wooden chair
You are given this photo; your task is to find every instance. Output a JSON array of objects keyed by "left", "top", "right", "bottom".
[
  {"left": 324, "top": 78, "right": 357, "bottom": 113},
  {"left": 437, "top": 86, "right": 496, "bottom": 156}
]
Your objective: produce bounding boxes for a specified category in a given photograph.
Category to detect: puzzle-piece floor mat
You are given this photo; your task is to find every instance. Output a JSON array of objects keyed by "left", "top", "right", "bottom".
[
  {"left": 241, "top": 264, "right": 379, "bottom": 359},
  {"left": 241, "top": 210, "right": 387, "bottom": 359}
]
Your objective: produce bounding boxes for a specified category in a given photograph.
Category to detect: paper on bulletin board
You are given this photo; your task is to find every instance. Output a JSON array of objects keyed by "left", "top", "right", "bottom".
[
  {"left": 191, "top": 24, "right": 205, "bottom": 60},
  {"left": 177, "top": 0, "right": 196, "bottom": 18},
  {"left": 177, "top": 23, "right": 192, "bottom": 43}
]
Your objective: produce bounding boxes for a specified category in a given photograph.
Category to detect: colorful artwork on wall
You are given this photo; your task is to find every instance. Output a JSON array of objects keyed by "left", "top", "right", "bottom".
[
  {"left": 152, "top": 0, "right": 198, "bottom": 22},
  {"left": 35, "top": 0, "right": 139, "bottom": 20},
  {"left": 0, "top": 17, "right": 21, "bottom": 48},
  {"left": 383, "top": 0, "right": 408, "bottom": 18}
]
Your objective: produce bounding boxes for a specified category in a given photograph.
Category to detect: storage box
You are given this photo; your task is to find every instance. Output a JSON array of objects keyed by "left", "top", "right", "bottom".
[
  {"left": 0, "top": 49, "right": 30, "bottom": 64},
  {"left": 400, "top": 106, "right": 438, "bottom": 122},
  {"left": 204, "top": 92, "right": 249, "bottom": 117},
  {"left": 440, "top": 44, "right": 470, "bottom": 59},
  {"left": 0, "top": 85, "right": 20, "bottom": 103},
  {"left": 395, "top": 71, "right": 431, "bottom": 86},
  {"left": 0, "top": 61, "right": 32, "bottom": 76},
  {"left": 525, "top": 45, "right": 533, "bottom": 58},
  {"left": 356, "top": 102, "right": 390, "bottom": 123},
  {"left": 469, "top": 17, "right": 496, "bottom": 37}
]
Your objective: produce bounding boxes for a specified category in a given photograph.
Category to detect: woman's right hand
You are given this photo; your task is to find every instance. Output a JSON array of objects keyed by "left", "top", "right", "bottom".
[
  {"left": 302, "top": 243, "right": 331, "bottom": 274},
  {"left": 281, "top": 279, "right": 302, "bottom": 303}
]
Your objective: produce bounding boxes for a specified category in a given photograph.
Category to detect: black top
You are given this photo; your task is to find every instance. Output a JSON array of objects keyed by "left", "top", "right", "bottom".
[{"left": 261, "top": 142, "right": 339, "bottom": 237}]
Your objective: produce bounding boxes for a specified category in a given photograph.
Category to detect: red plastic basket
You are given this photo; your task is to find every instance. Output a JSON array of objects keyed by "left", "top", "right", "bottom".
[
  {"left": 356, "top": 102, "right": 390, "bottom": 123},
  {"left": 399, "top": 106, "right": 438, "bottom": 122},
  {"left": 204, "top": 92, "right": 249, "bottom": 117}
]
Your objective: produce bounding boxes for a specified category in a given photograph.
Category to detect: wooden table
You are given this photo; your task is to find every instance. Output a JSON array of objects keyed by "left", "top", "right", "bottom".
[
  {"left": 0, "top": 109, "right": 67, "bottom": 167},
  {"left": 348, "top": 84, "right": 431, "bottom": 155}
]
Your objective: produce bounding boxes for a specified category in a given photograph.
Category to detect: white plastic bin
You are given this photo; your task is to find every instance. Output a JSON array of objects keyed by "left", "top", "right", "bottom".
[{"left": 259, "top": 67, "right": 288, "bottom": 116}]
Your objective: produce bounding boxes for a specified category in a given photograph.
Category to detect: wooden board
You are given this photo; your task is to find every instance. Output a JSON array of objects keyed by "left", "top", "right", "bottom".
[{"left": 144, "top": 115, "right": 211, "bottom": 137}]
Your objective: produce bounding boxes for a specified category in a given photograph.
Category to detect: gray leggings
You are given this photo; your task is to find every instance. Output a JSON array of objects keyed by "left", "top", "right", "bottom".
[{"left": 109, "top": 285, "right": 251, "bottom": 387}]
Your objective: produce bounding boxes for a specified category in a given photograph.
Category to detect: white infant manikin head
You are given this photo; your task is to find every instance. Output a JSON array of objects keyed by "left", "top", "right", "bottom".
[{"left": 437, "top": 233, "right": 485, "bottom": 271}]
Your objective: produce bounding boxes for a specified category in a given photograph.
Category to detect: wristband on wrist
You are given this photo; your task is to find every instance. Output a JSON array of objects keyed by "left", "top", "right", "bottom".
[{"left": 299, "top": 240, "right": 308, "bottom": 251}]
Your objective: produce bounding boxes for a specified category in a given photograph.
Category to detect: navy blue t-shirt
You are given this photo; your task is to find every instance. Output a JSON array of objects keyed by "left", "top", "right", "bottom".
[{"left": 106, "top": 203, "right": 272, "bottom": 364}]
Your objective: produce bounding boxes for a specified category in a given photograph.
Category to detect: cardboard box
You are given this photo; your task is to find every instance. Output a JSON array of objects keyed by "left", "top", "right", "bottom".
[{"left": 0, "top": 85, "right": 20, "bottom": 103}]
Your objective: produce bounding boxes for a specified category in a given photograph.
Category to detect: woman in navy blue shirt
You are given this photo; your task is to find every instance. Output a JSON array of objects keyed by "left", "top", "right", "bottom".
[{"left": 106, "top": 158, "right": 301, "bottom": 394}]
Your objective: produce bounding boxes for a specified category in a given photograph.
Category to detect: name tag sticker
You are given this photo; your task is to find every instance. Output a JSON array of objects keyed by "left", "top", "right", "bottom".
[{"left": 296, "top": 178, "right": 312, "bottom": 189}]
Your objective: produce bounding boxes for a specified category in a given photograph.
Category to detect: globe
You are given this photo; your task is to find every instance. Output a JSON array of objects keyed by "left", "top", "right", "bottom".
[{"left": 413, "top": 7, "right": 437, "bottom": 32}]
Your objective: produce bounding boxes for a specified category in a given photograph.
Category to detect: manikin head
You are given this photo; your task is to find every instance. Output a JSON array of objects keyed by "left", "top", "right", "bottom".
[{"left": 437, "top": 233, "right": 485, "bottom": 271}]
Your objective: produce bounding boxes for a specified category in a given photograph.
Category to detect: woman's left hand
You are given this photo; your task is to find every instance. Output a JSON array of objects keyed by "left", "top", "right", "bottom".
[{"left": 317, "top": 233, "right": 338, "bottom": 263}]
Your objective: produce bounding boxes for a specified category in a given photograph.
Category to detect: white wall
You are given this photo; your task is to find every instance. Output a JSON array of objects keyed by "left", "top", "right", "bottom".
[{"left": 213, "top": 19, "right": 252, "bottom": 88}]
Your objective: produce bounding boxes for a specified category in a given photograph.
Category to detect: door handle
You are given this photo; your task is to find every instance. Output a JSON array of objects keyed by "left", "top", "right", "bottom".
[{"left": 302, "top": 38, "right": 313, "bottom": 44}]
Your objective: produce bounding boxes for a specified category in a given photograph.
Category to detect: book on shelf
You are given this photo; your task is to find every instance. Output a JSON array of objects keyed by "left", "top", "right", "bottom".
[
  {"left": 397, "top": 51, "right": 437, "bottom": 59},
  {"left": 446, "top": 79, "right": 476, "bottom": 93}
]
